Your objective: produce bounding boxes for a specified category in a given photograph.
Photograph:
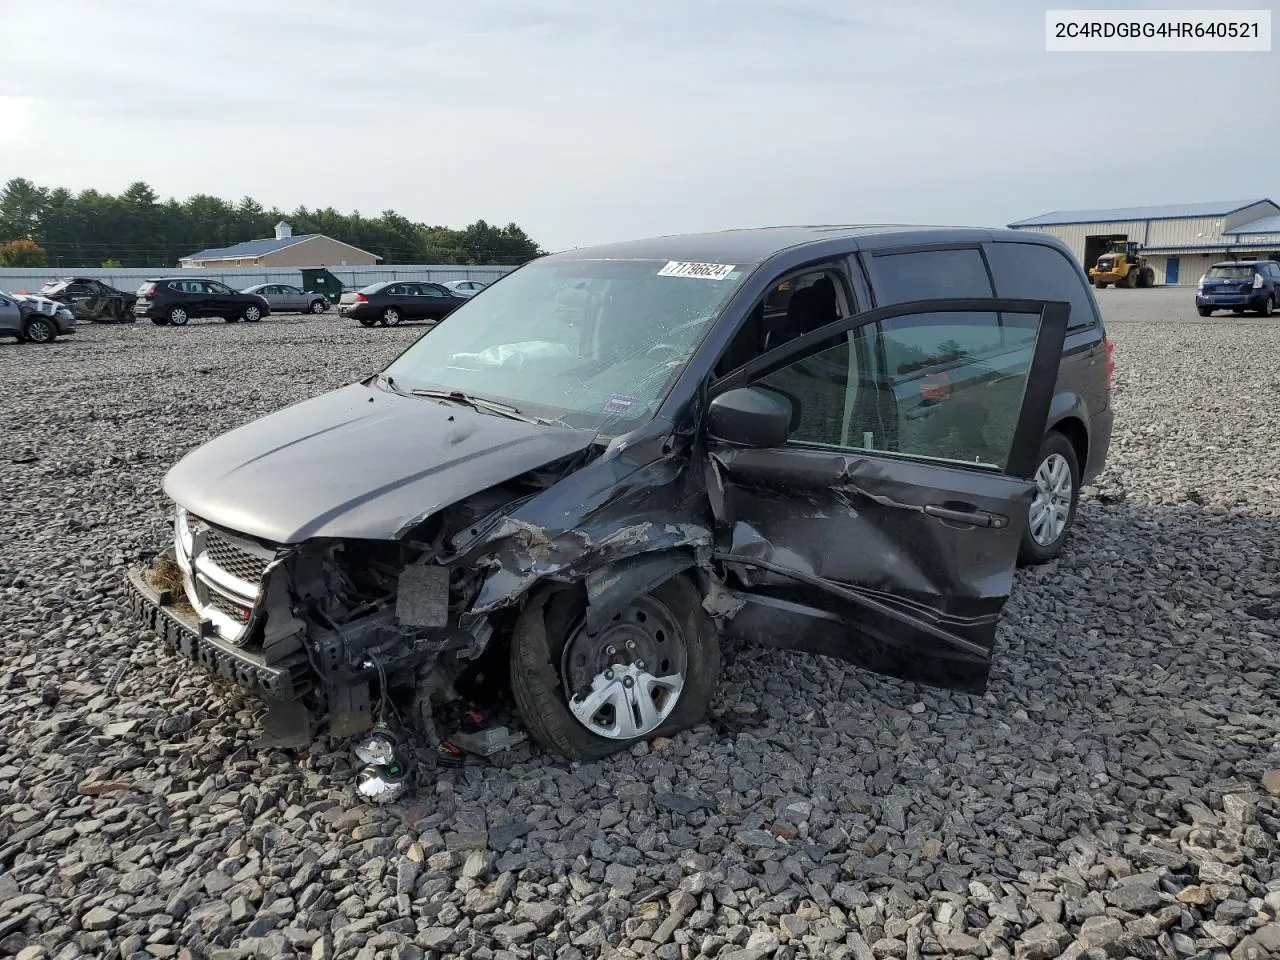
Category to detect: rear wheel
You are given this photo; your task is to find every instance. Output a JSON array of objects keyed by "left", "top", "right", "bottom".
[
  {"left": 22, "top": 316, "right": 57, "bottom": 344},
  {"left": 1197, "top": 307, "right": 1213, "bottom": 317},
  {"left": 1259, "top": 295, "right": 1275, "bottom": 317},
  {"left": 510, "top": 575, "right": 720, "bottom": 760},
  {"left": 1140, "top": 267, "right": 1155, "bottom": 287},
  {"left": 382, "top": 307, "right": 401, "bottom": 326},
  {"left": 310, "top": 299, "right": 328, "bottom": 314},
  {"left": 1018, "top": 432, "right": 1080, "bottom": 565},
  {"left": 168, "top": 306, "right": 189, "bottom": 326}
]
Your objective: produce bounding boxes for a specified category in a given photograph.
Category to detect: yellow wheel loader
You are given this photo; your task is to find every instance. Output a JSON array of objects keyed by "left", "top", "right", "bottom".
[{"left": 1088, "top": 241, "right": 1155, "bottom": 289}]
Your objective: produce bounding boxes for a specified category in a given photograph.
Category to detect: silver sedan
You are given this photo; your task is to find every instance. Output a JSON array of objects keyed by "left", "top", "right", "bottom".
[
  {"left": 441, "top": 280, "right": 489, "bottom": 298},
  {"left": 241, "top": 284, "right": 330, "bottom": 314}
]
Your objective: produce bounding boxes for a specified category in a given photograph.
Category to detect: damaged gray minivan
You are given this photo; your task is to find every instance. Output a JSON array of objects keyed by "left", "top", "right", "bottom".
[{"left": 129, "top": 226, "right": 1112, "bottom": 793}]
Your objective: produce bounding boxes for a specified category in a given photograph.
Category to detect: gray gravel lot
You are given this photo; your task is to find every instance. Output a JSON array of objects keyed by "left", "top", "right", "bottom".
[{"left": 1, "top": 289, "right": 1278, "bottom": 960}]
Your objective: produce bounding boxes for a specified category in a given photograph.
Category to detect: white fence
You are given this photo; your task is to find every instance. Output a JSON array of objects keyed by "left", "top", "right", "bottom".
[{"left": 0, "top": 264, "right": 517, "bottom": 295}]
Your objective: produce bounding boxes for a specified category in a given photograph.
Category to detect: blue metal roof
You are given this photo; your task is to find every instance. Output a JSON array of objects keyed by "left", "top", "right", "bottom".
[
  {"left": 1224, "top": 214, "right": 1280, "bottom": 236},
  {"left": 1009, "top": 199, "right": 1272, "bottom": 228},
  {"left": 181, "top": 235, "right": 316, "bottom": 261}
]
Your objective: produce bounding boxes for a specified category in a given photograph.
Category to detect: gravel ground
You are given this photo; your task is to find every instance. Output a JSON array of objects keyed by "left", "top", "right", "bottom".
[{"left": 1, "top": 290, "right": 1278, "bottom": 960}]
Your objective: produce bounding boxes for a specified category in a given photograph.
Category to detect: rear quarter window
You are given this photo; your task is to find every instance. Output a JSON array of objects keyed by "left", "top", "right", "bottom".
[
  {"left": 869, "top": 248, "right": 994, "bottom": 304},
  {"left": 987, "top": 242, "right": 1099, "bottom": 331}
]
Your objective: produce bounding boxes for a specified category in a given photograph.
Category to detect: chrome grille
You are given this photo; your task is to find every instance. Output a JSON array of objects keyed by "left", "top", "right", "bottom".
[
  {"left": 204, "top": 529, "right": 269, "bottom": 583},
  {"left": 206, "top": 590, "right": 253, "bottom": 625}
]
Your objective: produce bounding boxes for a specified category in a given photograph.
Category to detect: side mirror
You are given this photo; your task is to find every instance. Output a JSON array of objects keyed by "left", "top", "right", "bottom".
[{"left": 707, "top": 387, "right": 792, "bottom": 448}]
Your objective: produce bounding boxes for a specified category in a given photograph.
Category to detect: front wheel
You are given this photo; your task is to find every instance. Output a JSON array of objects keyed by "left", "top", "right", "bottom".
[
  {"left": 23, "top": 316, "right": 57, "bottom": 344},
  {"left": 243, "top": 304, "right": 262, "bottom": 323},
  {"left": 310, "top": 299, "right": 328, "bottom": 314},
  {"left": 1259, "top": 295, "right": 1275, "bottom": 318},
  {"left": 1018, "top": 432, "right": 1080, "bottom": 565},
  {"left": 1121, "top": 268, "right": 1138, "bottom": 289},
  {"left": 510, "top": 575, "right": 720, "bottom": 761}
]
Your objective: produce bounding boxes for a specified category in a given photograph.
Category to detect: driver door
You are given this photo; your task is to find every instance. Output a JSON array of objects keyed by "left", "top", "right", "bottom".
[{"left": 707, "top": 297, "right": 1068, "bottom": 694}]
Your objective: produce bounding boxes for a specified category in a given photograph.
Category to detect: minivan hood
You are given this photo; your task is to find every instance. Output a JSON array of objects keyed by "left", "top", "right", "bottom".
[{"left": 164, "top": 383, "right": 598, "bottom": 544}]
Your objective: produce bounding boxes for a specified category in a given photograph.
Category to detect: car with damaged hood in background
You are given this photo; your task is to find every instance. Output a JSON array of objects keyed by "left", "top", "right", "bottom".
[
  {"left": 128, "top": 225, "right": 1111, "bottom": 800},
  {"left": 38, "top": 277, "right": 138, "bottom": 323}
]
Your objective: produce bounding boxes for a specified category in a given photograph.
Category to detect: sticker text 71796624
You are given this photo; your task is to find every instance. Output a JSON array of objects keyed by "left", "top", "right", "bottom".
[{"left": 657, "top": 261, "right": 737, "bottom": 281}]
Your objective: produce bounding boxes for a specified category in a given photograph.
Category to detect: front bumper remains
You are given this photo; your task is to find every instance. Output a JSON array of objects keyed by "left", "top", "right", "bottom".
[{"left": 128, "top": 548, "right": 307, "bottom": 700}]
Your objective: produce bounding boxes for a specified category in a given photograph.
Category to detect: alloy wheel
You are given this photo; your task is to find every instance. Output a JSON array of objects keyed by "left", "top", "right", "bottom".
[
  {"left": 25, "top": 317, "right": 54, "bottom": 343},
  {"left": 1029, "top": 452, "right": 1073, "bottom": 546}
]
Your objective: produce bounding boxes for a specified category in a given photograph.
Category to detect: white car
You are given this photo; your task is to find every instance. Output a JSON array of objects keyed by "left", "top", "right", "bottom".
[{"left": 441, "top": 280, "right": 488, "bottom": 298}]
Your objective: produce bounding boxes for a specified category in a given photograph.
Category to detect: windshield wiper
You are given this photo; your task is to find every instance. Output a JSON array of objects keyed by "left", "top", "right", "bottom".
[{"left": 409, "top": 387, "right": 548, "bottom": 425}]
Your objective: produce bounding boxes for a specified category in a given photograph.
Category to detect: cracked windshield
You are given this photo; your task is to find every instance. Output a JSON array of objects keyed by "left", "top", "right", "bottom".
[{"left": 382, "top": 259, "right": 746, "bottom": 429}]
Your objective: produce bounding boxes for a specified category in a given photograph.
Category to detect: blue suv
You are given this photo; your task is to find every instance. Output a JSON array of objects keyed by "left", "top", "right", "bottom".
[{"left": 1196, "top": 260, "right": 1279, "bottom": 317}]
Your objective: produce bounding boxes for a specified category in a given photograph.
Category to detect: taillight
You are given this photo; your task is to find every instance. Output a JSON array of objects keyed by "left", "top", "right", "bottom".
[
  {"left": 1254, "top": 273, "right": 1264, "bottom": 289},
  {"left": 355, "top": 293, "right": 368, "bottom": 302},
  {"left": 1104, "top": 337, "right": 1115, "bottom": 387}
]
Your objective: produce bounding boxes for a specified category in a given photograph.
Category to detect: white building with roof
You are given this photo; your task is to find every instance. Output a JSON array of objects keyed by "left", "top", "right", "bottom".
[{"left": 1009, "top": 200, "right": 1280, "bottom": 286}]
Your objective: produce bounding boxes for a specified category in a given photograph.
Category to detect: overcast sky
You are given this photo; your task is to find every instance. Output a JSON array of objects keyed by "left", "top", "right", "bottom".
[{"left": 1, "top": 0, "right": 1275, "bottom": 250}]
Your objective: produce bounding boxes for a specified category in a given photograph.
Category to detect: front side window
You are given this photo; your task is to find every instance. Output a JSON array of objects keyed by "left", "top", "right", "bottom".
[
  {"left": 755, "top": 310, "right": 1040, "bottom": 470},
  {"left": 871, "top": 249, "right": 993, "bottom": 305},
  {"left": 205, "top": 281, "right": 233, "bottom": 295},
  {"left": 384, "top": 258, "right": 749, "bottom": 431}
]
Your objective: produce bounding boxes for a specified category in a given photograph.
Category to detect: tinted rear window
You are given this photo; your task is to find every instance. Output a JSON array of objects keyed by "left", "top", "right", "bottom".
[
  {"left": 987, "top": 242, "right": 1099, "bottom": 331},
  {"left": 1207, "top": 265, "right": 1255, "bottom": 280},
  {"left": 870, "top": 249, "right": 993, "bottom": 304}
]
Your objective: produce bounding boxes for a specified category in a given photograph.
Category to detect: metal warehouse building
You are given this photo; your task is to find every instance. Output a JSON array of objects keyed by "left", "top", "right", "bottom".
[{"left": 1009, "top": 199, "right": 1280, "bottom": 286}]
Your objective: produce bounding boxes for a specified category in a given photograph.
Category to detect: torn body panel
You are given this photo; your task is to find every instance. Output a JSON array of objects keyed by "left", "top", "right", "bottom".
[{"left": 707, "top": 443, "right": 1038, "bottom": 693}]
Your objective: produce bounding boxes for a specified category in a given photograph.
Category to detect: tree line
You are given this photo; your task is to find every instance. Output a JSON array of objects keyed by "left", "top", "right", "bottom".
[{"left": 0, "top": 178, "right": 545, "bottom": 268}]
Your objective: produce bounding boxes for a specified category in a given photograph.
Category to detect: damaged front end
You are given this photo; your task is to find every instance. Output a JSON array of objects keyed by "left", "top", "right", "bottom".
[{"left": 126, "top": 431, "right": 717, "bottom": 797}]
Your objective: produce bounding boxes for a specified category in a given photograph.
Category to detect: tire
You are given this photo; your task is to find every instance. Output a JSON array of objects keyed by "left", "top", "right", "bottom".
[
  {"left": 1260, "top": 295, "right": 1275, "bottom": 318},
  {"left": 1018, "top": 432, "right": 1080, "bottom": 566},
  {"left": 1197, "top": 307, "right": 1213, "bottom": 317},
  {"left": 1095, "top": 281, "right": 1108, "bottom": 289},
  {"left": 1140, "top": 267, "right": 1155, "bottom": 288},
  {"left": 309, "top": 299, "right": 328, "bottom": 314},
  {"left": 22, "top": 316, "right": 57, "bottom": 344},
  {"left": 510, "top": 575, "right": 720, "bottom": 761},
  {"left": 358, "top": 317, "right": 377, "bottom": 328},
  {"left": 1121, "top": 268, "right": 1138, "bottom": 289},
  {"left": 382, "top": 307, "right": 401, "bottom": 326},
  {"left": 243, "top": 304, "right": 262, "bottom": 323},
  {"left": 168, "top": 306, "right": 189, "bottom": 326}
]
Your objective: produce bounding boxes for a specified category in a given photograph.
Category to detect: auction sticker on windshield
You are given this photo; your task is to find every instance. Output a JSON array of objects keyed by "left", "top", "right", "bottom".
[{"left": 657, "top": 261, "right": 736, "bottom": 280}]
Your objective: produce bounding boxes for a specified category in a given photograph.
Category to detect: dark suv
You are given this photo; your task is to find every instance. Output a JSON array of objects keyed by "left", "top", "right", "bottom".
[
  {"left": 135, "top": 278, "right": 271, "bottom": 326},
  {"left": 38, "top": 277, "right": 137, "bottom": 323},
  {"left": 128, "top": 225, "right": 1112, "bottom": 791},
  {"left": 1196, "top": 260, "right": 1279, "bottom": 317}
]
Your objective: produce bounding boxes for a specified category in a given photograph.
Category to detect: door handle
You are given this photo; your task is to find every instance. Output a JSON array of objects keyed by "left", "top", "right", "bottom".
[{"left": 924, "top": 504, "right": 1009, "bottom": 528}]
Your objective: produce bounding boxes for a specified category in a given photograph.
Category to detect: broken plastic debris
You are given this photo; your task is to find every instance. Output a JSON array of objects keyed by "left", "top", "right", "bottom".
[{"left": 445, "top": 726, "right": 527, "bottom": 757}]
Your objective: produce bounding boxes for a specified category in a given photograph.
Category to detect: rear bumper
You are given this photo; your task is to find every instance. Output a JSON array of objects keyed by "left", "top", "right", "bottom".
[
  {"left": 1195, "top": 293, "right": 1261, "bottom": 309},
  {"left": 127, "top": 549, "right": 308, "bottom": 700}
]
